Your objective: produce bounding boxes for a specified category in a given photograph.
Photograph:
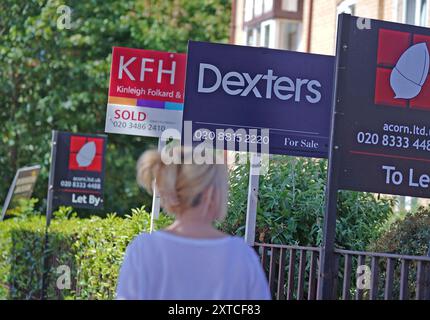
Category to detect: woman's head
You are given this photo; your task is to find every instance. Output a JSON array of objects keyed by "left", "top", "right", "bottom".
[{"left": 137, "top": 146, "right": 228, "bottom": 221}]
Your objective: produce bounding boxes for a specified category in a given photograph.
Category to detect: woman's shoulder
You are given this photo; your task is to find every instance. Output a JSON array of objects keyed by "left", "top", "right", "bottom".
[{"left": 225, "top": 236, "right": 261, "bottom": 260}]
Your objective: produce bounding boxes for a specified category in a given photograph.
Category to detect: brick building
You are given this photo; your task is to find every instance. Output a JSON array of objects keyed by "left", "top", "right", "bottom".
[{"left": 231, "top": 0, "right": 429, "bottom": 55}]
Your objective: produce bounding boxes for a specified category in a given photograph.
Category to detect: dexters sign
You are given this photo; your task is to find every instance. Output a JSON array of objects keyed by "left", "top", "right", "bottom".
[
  {"left": 105, "top": 47, "right": 186, "bottom": 137},
  {"left": 49, "top": 131, "right": 107, "bottom": 210},
  {"left": 182, "top": 41, "right": 334, "bottom": 157},
  {"left": 332, "top": 14, "right": 430, "bottom": 198}
]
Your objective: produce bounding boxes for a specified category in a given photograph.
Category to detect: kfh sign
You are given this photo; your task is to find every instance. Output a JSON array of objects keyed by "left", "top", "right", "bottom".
[
  {"left": 47, "top": 131, "right": 107, "bottom": 224},
  {"left": 332, "top": 14, "right": 430, "bottom": 198},
  {"left": 105, "top": 47, "right": 186, "bottom": 138},
  {"left": 1, "top": 165, "right": 40, "bottom": 221},
  {"left": 182, "top": 41, "right": 334, "bottom": 157}
]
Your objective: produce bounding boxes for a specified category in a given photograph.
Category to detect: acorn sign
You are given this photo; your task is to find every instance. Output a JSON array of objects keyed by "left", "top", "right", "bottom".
[{"left": 390, "top": 42, "right": 429, "bottom": 99}]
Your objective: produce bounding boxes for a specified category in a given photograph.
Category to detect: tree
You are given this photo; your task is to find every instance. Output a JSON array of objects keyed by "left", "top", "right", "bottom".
[{"left": 0, "top": 0, "right": 231, "bottom": 214}]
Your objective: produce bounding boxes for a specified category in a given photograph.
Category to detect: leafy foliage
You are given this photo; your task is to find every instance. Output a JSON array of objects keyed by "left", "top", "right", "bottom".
[
  {"left": 0, "top": 205, "right": 172, "bottom": 300},
  {"left": 367, "top": 206, "right": 430, "bottom": 299},
  {"left": 221, "top": 155, "right": 395, "bottom": 250},
  {"left": 370, "top": 206, "right": 430, "bottom": 256},
  {"left": 0, "top": 0, "right": 231, "bottom": 215}
]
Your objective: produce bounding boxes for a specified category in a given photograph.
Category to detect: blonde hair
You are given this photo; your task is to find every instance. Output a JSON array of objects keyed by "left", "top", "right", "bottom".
[{"left": 136, "top": 146, "right": 228, "bottom": 220}]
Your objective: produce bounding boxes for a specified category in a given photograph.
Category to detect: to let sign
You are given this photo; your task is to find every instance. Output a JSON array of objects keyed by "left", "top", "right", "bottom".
[
  {"left": 182, "top": 41, "right": 334, "bottom": 157},
  {"left": 332, "top": 14, "right": 430, "bottom": 198},
  {"left": 105, "top": 47, "right": 187, "bottom": 138},
  {"left": 49, "top": 131, "right": 107, "bottom": 210}
]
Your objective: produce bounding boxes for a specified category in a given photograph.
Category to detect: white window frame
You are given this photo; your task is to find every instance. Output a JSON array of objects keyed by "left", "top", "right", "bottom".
[
  {"left": 263, "top": 0, "right": 273, "bottom": 13},
  {"left": 246, "top": 27, "right": 255, "bottom": 46},
  {"left": 402, "top": 0, "right": 428, "bottom": 26},
  {"left": 244, "top": 0, "right": 254, "bottom": 22},
  {"left": 276, "top": 19, "right": 303, "bottom": 51},
  {"left": 254, "top": 0, "right": 264, "bottom": 17},
  {"left": 282, "top": 0, "right": 299, "bottom": 12},
  {"left": 261, "top": 20, "right": 276, "bottom": 48}
]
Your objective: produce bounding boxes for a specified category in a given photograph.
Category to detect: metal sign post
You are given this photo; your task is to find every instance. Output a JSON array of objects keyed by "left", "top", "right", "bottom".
[
  {"left": 1, "top": 174, "right": 18, "bottom": 221},
  {"left": 317, "top": 13, "right": 347, "bottom": 300},
  {"left": 149, "top": 138, "right": 165, "bottom": 233},
  {"left": 244, "top": 153, "right": 261, "bottom": 246},
  {"left": 46, "top": 130, "right": 58, "bottom": 228}
]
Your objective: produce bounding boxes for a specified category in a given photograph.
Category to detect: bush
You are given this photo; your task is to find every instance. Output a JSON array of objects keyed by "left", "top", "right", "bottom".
[
  {"left": 221, "top": 155, "right": 395, "bottom": 250},
  {"left": 370, "top": 206, "right": 430, "bottom": 256},
  {"left": 368, "top": 206, "right": 430, "bottom": 299},
  {"left": 0, "top": 205, "right": 172, "bottom": 300}
]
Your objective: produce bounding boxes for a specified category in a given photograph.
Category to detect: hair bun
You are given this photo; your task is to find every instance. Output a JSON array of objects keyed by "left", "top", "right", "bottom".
[{"left": 136, "top": 150, "right": 162, "bottom": 194}]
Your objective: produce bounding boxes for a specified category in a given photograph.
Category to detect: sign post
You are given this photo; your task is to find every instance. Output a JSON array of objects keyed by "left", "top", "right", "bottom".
[
  {"left": 244, "top": 153, "right": 261, "bottom": 246},
  {"left": 149, "top": 137, "right": 165, "bottom": 232},
  {"left": 104, "top": 47, "right": 186, "bottom": 231},
  {"left": 1, "top": 165, "right": 41, "bottom": 221},
  {"left": 46, "top": 131, "right": 58, "bottom": 227},
  {"left": 319, "top": 14, "right": 430, "bottom": 299}
]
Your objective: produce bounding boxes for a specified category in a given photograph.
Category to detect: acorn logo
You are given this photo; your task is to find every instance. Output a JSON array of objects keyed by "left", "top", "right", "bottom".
[
  {"left": 390, "top": 42, "right": 429, "bottom": 99},
  {"left": 76, "top": 141, "right": 96, "bottom": 167}
]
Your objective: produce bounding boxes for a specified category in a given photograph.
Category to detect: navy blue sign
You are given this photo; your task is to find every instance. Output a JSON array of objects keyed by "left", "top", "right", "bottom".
[
  {"left": 332, "top": 14, "right": 430, "bottom": 198},
  {"left": 50, "top": 131, "right": 107, "bottom": 210},
  {"left": 182, "top": 41, "right": 334, "bottom": 157}
]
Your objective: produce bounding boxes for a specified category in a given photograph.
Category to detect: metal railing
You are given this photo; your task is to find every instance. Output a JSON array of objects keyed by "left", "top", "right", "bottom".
[{"left": 255, "top": 243, "right": 430, "bottom": 300}]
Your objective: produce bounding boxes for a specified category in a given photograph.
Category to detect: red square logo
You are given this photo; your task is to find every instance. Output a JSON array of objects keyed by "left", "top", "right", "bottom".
[
  {"left": 374, "top": 29, "right": 430, "bottom": 110},
  {"left": 374, "top": 68, "right": 407, "bottom": 107},
  {"left": 69, "top": 136, "right": 104, "bottom": 172}
]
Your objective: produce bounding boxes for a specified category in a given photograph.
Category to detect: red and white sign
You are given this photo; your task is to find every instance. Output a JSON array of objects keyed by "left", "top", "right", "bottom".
[{"left": 105, "top": 47, "right": 187, "bottom": 137}]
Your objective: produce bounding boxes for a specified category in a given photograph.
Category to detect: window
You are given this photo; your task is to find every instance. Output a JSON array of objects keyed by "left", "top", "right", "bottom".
[
  {"left": 256, "top": 27, "right": 261, "bottom": 46},
  {"left": 263, "top": 0, "right": 273, "bottom": 13},
  {"left": 244, "top": 0, "right": 253, "bottom": 22},
  {"left": 254, "top": 0, "right": 263, "bottom": 17},
  {"left": 264, "top": 24, "right": 270, "bottom": 47},
  {"left": 261, "top": 20, "right": 275, "bottom": 48},
  {"left": 419, "top": 0, "right": 428, "bottom": 26},
  {"left": 246, "top": 28, "right": 254, "bottom": 46},
  {"left": 282, "top": 0, "right": 299, "bottom": 12},
  {"left": 279, "top": 21, "right": 301, "bottom": 51},
  {"left": 405, "top": 0, "right": 417, "bottom": 24},
  {"left": 246, "top": 27, "right": 261, "bottom": 47},
  {"left": 404, "top": 0, "right": 428, "bottom": 26}
]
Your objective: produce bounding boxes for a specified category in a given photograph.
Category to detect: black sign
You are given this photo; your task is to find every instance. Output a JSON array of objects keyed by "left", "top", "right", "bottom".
[
  {"left": 49, "top": 131, "right": 107, "bottom": 212},
  {"left": 333, "top": 14, "right": 430, "bottom": 197},
  {"left": 1, "top": 165, "right": 40, "bottom": 221}
]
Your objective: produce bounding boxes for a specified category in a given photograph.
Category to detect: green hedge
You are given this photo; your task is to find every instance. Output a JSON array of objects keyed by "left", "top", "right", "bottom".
[{"left": 0, "top": 206, "right": 172, "bottom": 300}]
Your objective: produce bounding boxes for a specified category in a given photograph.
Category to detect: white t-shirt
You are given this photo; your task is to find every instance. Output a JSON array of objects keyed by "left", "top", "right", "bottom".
[{"left": 116, "top": 231, "right": 271, "bottom": 300}]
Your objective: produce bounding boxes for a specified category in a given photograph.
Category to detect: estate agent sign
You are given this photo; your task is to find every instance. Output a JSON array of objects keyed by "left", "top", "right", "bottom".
[
  {"left": 105, "top": 47, "right": 187, "bottom": 138},
  {"left": 332, "top": 14, "right": 430, "bottom": 198},
  {"left": 48, "top": 131, "right": 107, "bottom": 215},
  {"left": 1, "top": 165, "right": 40, "bottom": 221},
  {"left": 182, "top": 41, "right": 334, "bottom": 158}
]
